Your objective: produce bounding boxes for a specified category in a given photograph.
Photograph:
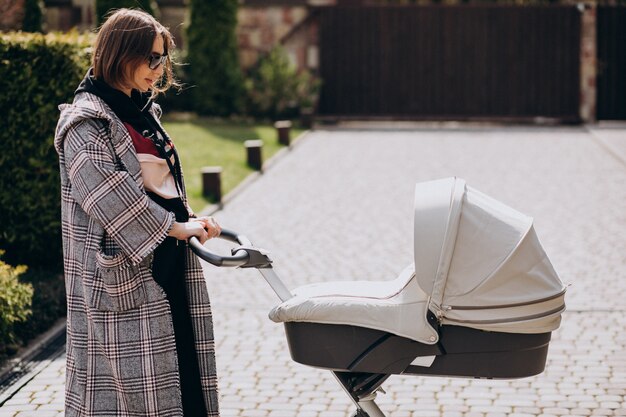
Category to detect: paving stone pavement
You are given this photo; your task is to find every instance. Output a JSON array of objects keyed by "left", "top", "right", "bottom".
[{"left": 1, "top": 125, "right": 625, "bottom": 416}]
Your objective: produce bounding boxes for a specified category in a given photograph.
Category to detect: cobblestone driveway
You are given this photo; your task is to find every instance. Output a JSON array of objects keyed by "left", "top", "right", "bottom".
[{"left": 1, "top": 125, "right": 625, "bottom": 417}]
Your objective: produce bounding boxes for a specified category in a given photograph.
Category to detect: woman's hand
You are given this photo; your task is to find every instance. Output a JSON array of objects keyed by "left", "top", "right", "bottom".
[
  {"left": 189, "top": 216, "right": 221, "bottom": 239},
  {"left": 168, "top": 221, "right": 210, "bottom": 244},
  {"left": 168, "top": 217, "right": 221, "bottom": 244}
]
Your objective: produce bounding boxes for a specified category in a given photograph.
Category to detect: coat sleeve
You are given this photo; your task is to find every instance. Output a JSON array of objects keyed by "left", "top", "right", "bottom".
[{"left": 63, "top": 120, "right": 175, "bottom": 265}]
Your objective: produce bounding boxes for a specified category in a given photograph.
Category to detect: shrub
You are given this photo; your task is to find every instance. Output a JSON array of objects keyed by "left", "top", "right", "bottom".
[
  {"left": 244, "top": 46, "right": 321, "bottom": 121},
  {"left": 0, "top": 31, "right": 92, "bottom": 269},
  {"left": 11, "top": 268, "right": 66, "bottom": 356},
  {"left": 0, "top": 252, "right": 33, "bottom": 359},
  {"left": 95, "top": 0, "right": 157, "bottom": 26},
  {"left": 186, "top": 0, "right": 243, "bottom": 116}
]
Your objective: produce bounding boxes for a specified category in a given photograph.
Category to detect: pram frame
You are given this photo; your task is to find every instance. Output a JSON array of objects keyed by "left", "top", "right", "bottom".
[{"left": 190, "top": 231, "right": 389, "bottom": 416}]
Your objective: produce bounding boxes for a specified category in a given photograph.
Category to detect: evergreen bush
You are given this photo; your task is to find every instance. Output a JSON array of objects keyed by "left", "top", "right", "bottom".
[
  {"left": 22, "top": 0, "right": 43, "bottom": 32},
  {"left": 186, "top": 0, "right": 243, "bottom": 116}
]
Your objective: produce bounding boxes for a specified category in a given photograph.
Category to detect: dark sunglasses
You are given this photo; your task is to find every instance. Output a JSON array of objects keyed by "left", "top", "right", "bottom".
[{"left": 148, "top": 53, "right": 167, "bottom": 70}]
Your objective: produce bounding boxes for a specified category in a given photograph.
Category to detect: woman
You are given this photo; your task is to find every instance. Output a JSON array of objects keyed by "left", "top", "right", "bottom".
[{"left": 54, "top": 9, "right": 221, "bottom": 417}]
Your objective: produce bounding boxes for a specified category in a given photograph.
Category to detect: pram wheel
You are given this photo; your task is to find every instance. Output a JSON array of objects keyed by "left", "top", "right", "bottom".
[{"left": 351, "top": 410, "right": 370, "bottom": 417}]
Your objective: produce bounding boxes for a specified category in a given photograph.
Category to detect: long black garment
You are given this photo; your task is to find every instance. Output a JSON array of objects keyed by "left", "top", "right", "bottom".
[
  {"left": 149, "top": 193, "right": 207, "bottom": 417},
  {"left": 75, "top": 69, "right": 207, "bottom": 416}
]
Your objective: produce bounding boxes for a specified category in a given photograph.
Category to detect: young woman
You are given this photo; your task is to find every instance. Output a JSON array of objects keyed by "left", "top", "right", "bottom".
[{"left": 54, "top": 9, "right": 220, "bottom": 416}]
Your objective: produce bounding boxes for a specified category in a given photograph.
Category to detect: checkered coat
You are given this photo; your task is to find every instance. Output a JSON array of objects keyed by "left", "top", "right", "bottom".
[{"left": 54, "top": 92, "right": 220, "bottom": 416}]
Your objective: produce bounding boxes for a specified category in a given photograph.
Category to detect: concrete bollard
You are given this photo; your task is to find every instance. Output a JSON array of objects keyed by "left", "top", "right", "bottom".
[
  {"left": 274, "top": 120, "right": 292, "bottom": 147},
  {"left": 244, "top": 139, "right": 263, "bottom": 172},
  {"left": 201, "top": 166, "right": 222, "bottom": 203}
]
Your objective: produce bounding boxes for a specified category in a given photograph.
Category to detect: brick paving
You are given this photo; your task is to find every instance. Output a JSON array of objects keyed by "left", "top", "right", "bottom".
[{"left": 1, "top": 125, "right": 625, "bottom": 416}]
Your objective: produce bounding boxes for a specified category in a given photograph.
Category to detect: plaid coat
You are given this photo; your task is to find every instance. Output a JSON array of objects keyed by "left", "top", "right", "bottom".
[{"left": 54, "top": 92, "right": 219, "bottom": 416}]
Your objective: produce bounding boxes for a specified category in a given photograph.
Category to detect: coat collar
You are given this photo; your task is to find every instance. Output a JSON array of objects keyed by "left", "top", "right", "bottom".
[{"left": 55, "top": 91, "right": 163, "bottom": 154}]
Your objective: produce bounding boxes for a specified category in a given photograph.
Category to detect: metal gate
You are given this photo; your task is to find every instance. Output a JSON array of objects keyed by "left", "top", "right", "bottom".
[
  {"left": 597, "top": 6, "right": 626, "bottom": 120},
  {"left": 317, "top": 5, "right": 581, "bottom": 121}
]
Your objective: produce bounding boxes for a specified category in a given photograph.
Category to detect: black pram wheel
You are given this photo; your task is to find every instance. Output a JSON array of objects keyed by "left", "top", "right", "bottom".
[{"left": 351, "top": 410, "right": 370, "bottom": 417}]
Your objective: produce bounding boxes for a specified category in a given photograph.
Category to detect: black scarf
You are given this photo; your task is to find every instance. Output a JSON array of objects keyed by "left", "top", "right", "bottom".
[
  {"left": 75, "top": 68, "right": 158, "bottom": 136},
  {"left": 75, "top": 68, "right": 183, "bottom": 196}
]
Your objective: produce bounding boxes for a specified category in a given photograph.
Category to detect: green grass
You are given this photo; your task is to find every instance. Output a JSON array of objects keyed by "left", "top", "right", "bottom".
[{"left": 161, "top": 117, "right": 304, "bottom": 213}]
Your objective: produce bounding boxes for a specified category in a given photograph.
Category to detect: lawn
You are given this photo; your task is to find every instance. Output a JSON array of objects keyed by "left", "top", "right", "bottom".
[{"left": 161, "top": 117, "right": 304, "bottom": 213}]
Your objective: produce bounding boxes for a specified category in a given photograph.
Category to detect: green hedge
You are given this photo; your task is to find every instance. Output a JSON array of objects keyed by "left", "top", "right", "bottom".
[
  {"left": 0, "top": 31, "right": 91, "bottom": 366},
  {"left": 0, "top": 32, "right": 91, "bottom": 269}
]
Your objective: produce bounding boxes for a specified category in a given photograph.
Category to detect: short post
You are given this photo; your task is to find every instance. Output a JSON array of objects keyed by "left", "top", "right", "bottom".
[
  {"left": 300, "top": 107, "right": 314, "bottom": 129},
  {"left": 274, "top": 120, "right": 292, "bottom": 147},
  {"left": 244, "top": 139, "right": 263, "bottom": 172},
  {"left": 201, "top": 166, "right": 222, "bottom": 203}
]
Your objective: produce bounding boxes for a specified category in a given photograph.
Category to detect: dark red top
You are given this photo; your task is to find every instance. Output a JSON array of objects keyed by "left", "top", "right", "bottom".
[{"left": 123, "top": 122, "right": 161, "bottom": 158}]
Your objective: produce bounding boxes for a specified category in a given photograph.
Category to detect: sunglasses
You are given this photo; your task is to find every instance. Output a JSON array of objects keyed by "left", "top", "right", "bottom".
[{"left": 148, "top": 52, "right": 168, "bottom": 70}]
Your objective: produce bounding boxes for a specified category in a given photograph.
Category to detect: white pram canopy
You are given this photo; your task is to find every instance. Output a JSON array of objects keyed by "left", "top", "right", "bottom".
[
  {"left": 414, "top": 177, "right": 565, "bottom": 334},
  {"left": 270, "top": 178, "right": 565, "bottom": 344}
]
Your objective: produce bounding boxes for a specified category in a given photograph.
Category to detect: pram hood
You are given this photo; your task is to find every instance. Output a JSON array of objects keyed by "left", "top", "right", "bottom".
[
  {"left": 269, "top": 178, "right": 565, "bottom": 344},
  {"left": 415, "top": 177, "right": 565, "bottom": 335}
]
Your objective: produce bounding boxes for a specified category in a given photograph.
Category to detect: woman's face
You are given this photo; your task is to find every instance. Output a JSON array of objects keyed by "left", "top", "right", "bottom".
[{"left": 121, "top": 34, "right": 165, "bottom": 96}]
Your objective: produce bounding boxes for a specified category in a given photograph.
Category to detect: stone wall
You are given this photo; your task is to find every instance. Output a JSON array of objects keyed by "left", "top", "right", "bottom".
[
  {"left": 237, "top": 5, "right": 309, "bottom": 70},
  {"left": 0, "top": 0, "right": 25, "bottom": 31},
  {"left": 39, "top": 0, "right": 317, "bottom": 72},
  {"left": 43, "top": 0, "right": 91, "bottom": 32}
]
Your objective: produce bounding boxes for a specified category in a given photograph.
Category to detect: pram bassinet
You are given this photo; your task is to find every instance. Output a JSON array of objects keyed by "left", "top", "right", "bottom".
[{"left": 268, "top": 177, "right": 565, "bottom": 380}]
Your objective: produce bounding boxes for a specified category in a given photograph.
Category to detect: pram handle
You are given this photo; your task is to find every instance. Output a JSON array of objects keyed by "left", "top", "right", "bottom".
[
  {"left": 188, "top": 229, "right": 253, "bottom": 267},
  {"left": 188, "top": 229, "right": 294, "bottom": 301}
]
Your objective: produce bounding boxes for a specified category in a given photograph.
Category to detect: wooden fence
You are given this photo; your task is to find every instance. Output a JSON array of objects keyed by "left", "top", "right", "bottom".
[
  {"left": 317, "top": 5, "right": 581, "bottom": 121},
  {"left": 597, "top": 6, "right": 626, "bottom": 120}
]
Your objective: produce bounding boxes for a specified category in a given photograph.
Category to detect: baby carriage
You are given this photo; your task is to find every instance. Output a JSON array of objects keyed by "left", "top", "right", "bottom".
[{"left": 190, "top": 177, "right": 566, "bottom": 417}]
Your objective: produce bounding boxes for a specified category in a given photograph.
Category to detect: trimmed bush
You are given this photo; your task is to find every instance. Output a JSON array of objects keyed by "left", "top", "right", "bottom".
[
  {"left": 186, "top": 0, "right": 243, "bottom": 116},
  {"left": 245, "top": 46, "right": 321, "bottom": 121},
  {"left": 0, "top": 31, "right": 92, "bottom": 269},
  {"left": 0, "top": 252, "right": 33, "bottom": 361},
  {"left": 96, "top": 0, "right": 157, "bottom": 26}
]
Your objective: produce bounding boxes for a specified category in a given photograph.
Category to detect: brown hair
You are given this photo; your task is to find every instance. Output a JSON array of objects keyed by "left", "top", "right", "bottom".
[{"left": 92, "top": 8, "right": 178, "bottom": 98}]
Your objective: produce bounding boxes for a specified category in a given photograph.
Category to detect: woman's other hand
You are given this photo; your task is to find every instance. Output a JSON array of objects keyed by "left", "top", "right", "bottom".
[{"left": 190, "top": 216, "right": 221, "bottom": 239}]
